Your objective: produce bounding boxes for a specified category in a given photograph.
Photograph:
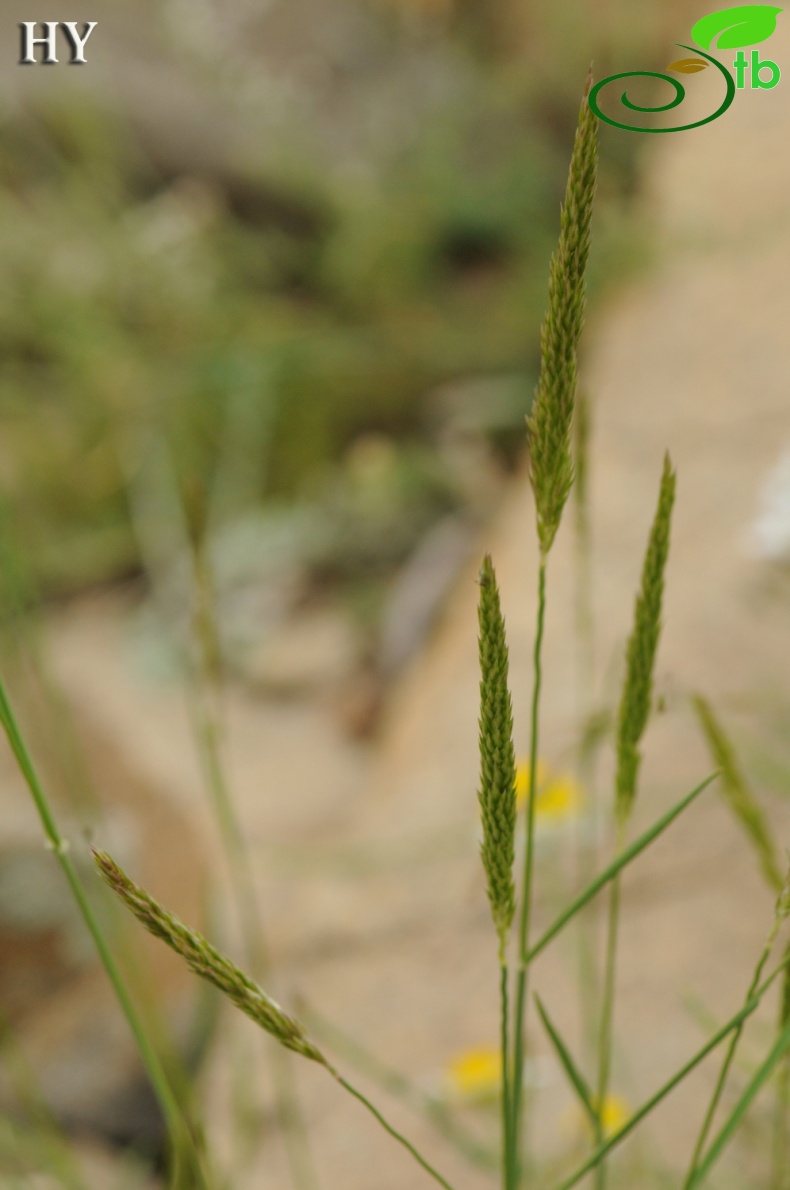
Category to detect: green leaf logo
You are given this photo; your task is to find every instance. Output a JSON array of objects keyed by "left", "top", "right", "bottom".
[
  {"left": 667, "top": 57, "right": 710, "bottom": 71},
  {"left": 691, "top": 5, "right": 783, "bottom": 50}
]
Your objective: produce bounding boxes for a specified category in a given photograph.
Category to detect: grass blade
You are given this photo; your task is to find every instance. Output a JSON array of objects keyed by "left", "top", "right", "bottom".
[
  {"left": 552, "top": 954, "right": 790, "bottom": 1190},
  {"left": 689, "top": 1010, "right": 790, "bottom": 1187},
  {"left": 535, "top": 995, "right": 596, "bottom": 1126},
  {"left": 527, "top": 773, "right": 717, "bottom": 964}
]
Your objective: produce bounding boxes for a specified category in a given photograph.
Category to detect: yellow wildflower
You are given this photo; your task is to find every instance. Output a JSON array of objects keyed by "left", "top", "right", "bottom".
[
  {"left": 564, "top": 1093, "right": 631, "bottom": 1142},
  {"left": 596, "top": 1093, "right": 631, "bottom": 1137},
  {"left": 515, "top": 759, "right": 586, "bottom": 825},
  {"left": 443, "top": 1047, "right": 501, "bottom": 1104}
]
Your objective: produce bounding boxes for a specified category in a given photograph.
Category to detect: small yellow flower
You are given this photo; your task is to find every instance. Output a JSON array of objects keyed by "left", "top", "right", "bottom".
[
  {"left": 444, "top": 1047, "right": 502, "bottom": 1103},
  {"left": 597, "top": 1093, "right": 631, "bottom": 1137},
  {"left": 565, "top": 1093, "right": 631, "bottom": 1142},
  {"left": 515, "top": 759, "right": 548, "bottom": 809},
  {"left": 515, "top": 759, "right": 586, "bottom": 825}
]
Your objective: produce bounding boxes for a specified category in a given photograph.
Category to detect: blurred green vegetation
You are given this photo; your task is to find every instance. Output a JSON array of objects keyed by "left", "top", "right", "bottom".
[{"left": 0, "top": 0, "right": 654, "bottom": 599}]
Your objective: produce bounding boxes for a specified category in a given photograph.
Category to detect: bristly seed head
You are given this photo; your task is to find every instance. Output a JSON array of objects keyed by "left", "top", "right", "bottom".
[
  {"left": 527, "top": 78, "right": 598, "bottom": 557},
  {"left": 477, "top": 555, "right": 517, "bottom": 960},
  {"left": 615, "top": 453, "right": 676, "bottom": 827},
  {"left": 93, "top": 849, "right": 329, "bottom": 1068},
  {"left": 693, "top": 694, "right": 784, "bottom": 894}
]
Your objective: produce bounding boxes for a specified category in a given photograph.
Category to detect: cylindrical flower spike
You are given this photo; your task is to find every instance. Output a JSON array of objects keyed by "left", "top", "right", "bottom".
[
  {"left": 477, "top": 555, "right": 518, "bottom": 959},
  {"left": 615, "top": 453, "right": 676, "bottom": 825},
  {"left": 527, "top": 77, "right": 598, "bottom": 558}
]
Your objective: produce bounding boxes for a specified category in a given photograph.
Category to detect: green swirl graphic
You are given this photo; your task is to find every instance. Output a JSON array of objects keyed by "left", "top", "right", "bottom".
[{"left": 588, "top": 45, "right": 736, "bottom": 133}]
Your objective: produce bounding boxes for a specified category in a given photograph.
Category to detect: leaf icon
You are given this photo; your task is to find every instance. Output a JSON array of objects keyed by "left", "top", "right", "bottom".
[
  {"left": 667, "top": 57, "right": 710, "bottom": 71},
  {"left": 691, "top": 4, "right": 783, "bottom": 50}
]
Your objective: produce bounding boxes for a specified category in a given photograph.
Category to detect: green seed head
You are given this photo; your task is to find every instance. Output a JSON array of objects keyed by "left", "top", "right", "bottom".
[
  {"left": 615, "top": 454, "right": 676, "bottom": 826},
  {"left": 693, "top": 695, "right": 784, "bottom": 894},
  {"left": 93, "top": 849, "right": 328, "bottom": 1067},
  {"left": 527, "top": 79, "right": 598, "bottom": 557},
  {"left": 477, "top": 555, "right": 517, "bottom": 959}
]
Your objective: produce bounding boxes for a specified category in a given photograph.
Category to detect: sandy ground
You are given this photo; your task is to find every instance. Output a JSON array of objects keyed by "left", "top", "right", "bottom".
[{"left": 8, "top": 21, "right": 790, "bottom": 1189}]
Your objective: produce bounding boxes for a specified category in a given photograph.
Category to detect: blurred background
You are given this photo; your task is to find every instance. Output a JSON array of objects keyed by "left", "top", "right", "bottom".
[{"left": 7, "top": 1, "right": 790, "bottom": 1188}]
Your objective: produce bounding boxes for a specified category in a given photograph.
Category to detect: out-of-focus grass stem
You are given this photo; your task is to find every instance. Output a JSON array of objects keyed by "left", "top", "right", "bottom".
[{"left": 0, "top": 677, "right": 211, "bottom": 1190}]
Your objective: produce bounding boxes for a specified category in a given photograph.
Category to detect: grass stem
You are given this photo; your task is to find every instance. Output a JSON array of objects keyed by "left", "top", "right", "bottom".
[
  {"left": 500, "top": 962, "right": 513, "bottom": 1190},
  {"left": 771, "top": 947, "right": 790, "bottom": 1190},
  {"left": 332, "top": 1073, "right": 458, "bottom": 1190},
  {"left": 0, "top": 675, "right": 211, "bottom": 1190},
  {"left": 593, "top": 826, "right": 624, "bottom": 1190},
  {"left": 510, "top": 557, "right": 547, "bottom": 1180}
]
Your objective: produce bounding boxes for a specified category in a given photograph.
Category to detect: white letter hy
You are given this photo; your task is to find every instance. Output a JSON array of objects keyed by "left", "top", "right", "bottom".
[{"left": 61, "top": 22, "right": 98, "bottom": 65}]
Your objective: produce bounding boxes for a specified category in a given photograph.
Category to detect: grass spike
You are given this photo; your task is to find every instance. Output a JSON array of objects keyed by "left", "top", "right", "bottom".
[
  {"left": 615, "top": 452, "right": 676, "bottom": 825},
  {"left": 477, "top": 554, "right": 518, "bottom": 959},
  {"left": 527, "top": 76, "right": 598, "bottom": 557},
  {"left": 94, "top": 850, "right": 328, "bottom": 1066},
  {"left": 693, "top": 693, "right": 783, "bottom": 892}
]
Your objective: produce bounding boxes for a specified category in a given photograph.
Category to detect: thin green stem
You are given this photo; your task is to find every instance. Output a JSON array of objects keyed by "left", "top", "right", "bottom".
[
  {"left": 333, "top": 1073, "right": 457, "bottom": 1190},
  {"left": 299, "top": 999, "right": 495, "bottom": 1168},
  {"left": 572, "top": 387, "right": 602, "bottom": 1071},
  {"left": 593, "top": 855, "right": 623, "bottom": 1190},
  {"left": 572, "top": 387, "right": 595, "bottom": 712},
  {"left": 500, "top": 963, "right": 513, "bottom": 1190},
  {"left": 0, "top": 676, "right": 210, "bottom": 1190},
  {"left": 683, "top": 924, "right": 778, "bottom": 1188},
  {"left": 511, "top": 557, "right": 547, "bottom": 1180},
  {"left": 773, "top": 943, "right": 790, "bottom": 1190},
  {"left": 771, "top": 1050, "right": 790, "bottom": 1190}
]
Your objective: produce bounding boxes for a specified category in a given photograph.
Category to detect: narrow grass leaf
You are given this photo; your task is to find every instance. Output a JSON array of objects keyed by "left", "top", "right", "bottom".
[
  {"left": 615, "top": 453, "right": 676, "bottom": 825},
  {"left": 693, "top": 693, "right": 783, "bottom": 892},
  {"left": 690, "top": 1010, "right": 790, "bottom": 1187},
  {"left": 527, "top": 772, "right": 716, "bottom": 963},
  {"left": 535, "top": 994, "right": 596, "bottom": 1126},
  {"left": 683, "top": 855, "right": 790, "bottom": 1186},
  {"left": 554, "top": 951, "right": 790, "bottom": 1190},
  {"left": 477, "top": 555, "right": 517, "bottom": 958},
  {"left": 527, "top": 77, "right": 598, "bottom": 557}
]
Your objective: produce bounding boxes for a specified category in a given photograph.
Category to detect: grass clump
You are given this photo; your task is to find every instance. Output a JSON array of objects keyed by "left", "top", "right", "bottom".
[{"left": 3, "top": 65, "right": 790, "bottom": 1190}]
